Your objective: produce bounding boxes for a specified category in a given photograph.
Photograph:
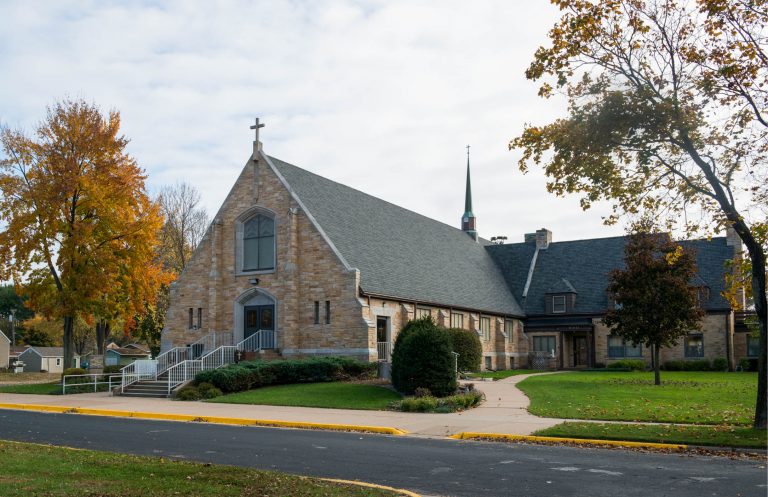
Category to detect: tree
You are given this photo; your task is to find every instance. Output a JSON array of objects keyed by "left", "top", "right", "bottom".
[
  {"left": 157, "top": 181, "right": 209, "bottom": 274},
  {"left": 604, "top": 225, "right": 704, "bottom": 385},
  {"left": 18, "top": 317, "right": 60, "bottom": 347},
  {"left": 512, "top": 0, "right": 768, "bottom": 428},
  {"left": 0, "top": 284, "right": 34, "bottom": 344},
  {"left": 0, "top": 99, "right": 166, "bottom": 370}
]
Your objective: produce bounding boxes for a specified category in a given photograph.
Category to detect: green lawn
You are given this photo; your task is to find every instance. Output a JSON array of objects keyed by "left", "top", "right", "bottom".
[
  {"left": 518, "top": 371, "right": 757, "bottom": 425},
  {"left": 465, "top": 369, "right": 544, "bottom": 380},
  {"left": 208, "top": 382, "right": 403, "bottom": 410},
  {"left": 0, "top": 382, "right": 61, "bottom": 395},
  {"left": 535, "top": 422, "right": 768, "bottom": 449},
  {"left": 0, "top": 440, "right": 400, "bottom": 496}
]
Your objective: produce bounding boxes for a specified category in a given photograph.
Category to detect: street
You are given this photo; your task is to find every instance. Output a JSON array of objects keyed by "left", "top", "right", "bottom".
[{"left": 0, "top": 409, "right": 764, "bottom": 496}]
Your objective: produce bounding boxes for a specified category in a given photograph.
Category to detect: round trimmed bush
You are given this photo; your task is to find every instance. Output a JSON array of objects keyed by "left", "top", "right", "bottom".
[
  {"left": 391, "top": 317, "right": 457, "bottom": 397},
  {"left": 445, "top": 328, "right": 482, "bottom": 371}
]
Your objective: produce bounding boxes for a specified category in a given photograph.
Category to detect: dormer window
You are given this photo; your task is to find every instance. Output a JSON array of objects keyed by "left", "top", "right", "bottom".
[{"left": 552, "top": 295, "right": 566, "bottom": 313}]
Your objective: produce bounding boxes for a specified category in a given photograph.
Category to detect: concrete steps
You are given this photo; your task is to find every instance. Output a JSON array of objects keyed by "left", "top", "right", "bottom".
[
  {"left": 120, "top": 380, "right": 170, "bottom": 398},
  {"left": 118, "top": 349, "right": 282, "bottom": 397}
]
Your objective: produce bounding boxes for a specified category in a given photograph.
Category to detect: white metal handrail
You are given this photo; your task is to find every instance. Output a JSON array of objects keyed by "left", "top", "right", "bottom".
[
  {"left": 61, "top": 373, "right": 123, "bottom": 394},
  {"left": 122, "top": 330, "right": 278, "bottom": 396},
  {"left": 238, "top": 329, "right": 276, "bottom": 351},
  {"left": 121, "top": 359, "right": 158, "bottom": 393},
  {"left": 201, "top": 345, "right": 238, "bottom": 371},
  {"left": 166, "top": 359, "right": 202, "bottom": 394},
  {"left": 376, "top": 341, "right": 391, "bottom": 362}
]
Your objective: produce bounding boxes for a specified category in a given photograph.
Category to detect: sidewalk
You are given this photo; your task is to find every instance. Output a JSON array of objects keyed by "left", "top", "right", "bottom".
[{"left": 0, "top": 373, "right": 562, "bottom": 437}]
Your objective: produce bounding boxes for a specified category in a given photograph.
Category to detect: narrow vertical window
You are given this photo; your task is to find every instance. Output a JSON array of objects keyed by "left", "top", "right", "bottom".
[
  {"left": 188, "top": 308, "right": 193, "bottom": 329},
  {"left": 314, "top": 301, "right": 320, "bottom": 324},
  {"left": 197, "top": 308, "right": 202, "bottom": 329},
  {"left": 325, "top": 300, "right": 331, "bottom": 324},
  {"left": 480, "top": 316, "right": 491, "bottom": 341}
]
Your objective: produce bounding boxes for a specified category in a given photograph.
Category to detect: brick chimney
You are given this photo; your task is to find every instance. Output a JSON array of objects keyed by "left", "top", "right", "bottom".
[{"left": 535, "top": 228, "right": 552, "bottom": 250}]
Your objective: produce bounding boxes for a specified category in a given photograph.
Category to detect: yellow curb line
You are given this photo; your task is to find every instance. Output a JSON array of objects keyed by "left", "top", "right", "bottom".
[
  {"left": 449, "top": 432, "right": 688, "bottom": 451},
  {"left": 0, "top": 403, "right": 408, "bottom": 436},
  {"left": 322, "top": 478, "right": 421, "bottom": 497}
]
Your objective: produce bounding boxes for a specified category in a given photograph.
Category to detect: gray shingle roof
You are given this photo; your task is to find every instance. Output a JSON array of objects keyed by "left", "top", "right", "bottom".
[
  {"left": 487, "top": 235, "right": 733, "bottom": 315},
  {"left": 268, "top": 156, "right": 524, "bottom": 316},
  {"left": 22, "top": 347, "right": 70, "bottom": 357}
]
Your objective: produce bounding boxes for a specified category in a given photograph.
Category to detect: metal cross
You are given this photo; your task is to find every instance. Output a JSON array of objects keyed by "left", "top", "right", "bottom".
[{"left": 250, "top": 117, "right": 265, "bottom": 143}]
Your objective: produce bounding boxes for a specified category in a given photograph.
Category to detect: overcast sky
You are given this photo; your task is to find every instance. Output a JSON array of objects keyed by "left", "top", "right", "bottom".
[{"left": 0, "top": 0, "right": 629, "bottom": 244}]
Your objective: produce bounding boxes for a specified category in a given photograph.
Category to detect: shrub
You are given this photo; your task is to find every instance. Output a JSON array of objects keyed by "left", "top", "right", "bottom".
[
  {"left": 102, "top": 365, "right": 122, "bottom": 374},
  {"left": 176, "top": 385, "right": 202, "bottom": 401},
  {"left": 391, "top": 318, "right": 457, "bottom": 397},
  {"left": 397, "top": 396, "right": 439, "bottom": 412},
  {"left": 445, "top": 327, "right": 482, "bottom": 371},
  {"left": 62, "top": 367, "right": 87, "bottom": 377},
  {"left": 194, "top": 357, "right": 376, "bottom": 394},
  {"left": 62, "top": 368, "right": 89, "bottom": 385},
  {"left": 196, "top": 382, "right": 222, "bottom": 399},
  {"left": 606, "top": 359, "right": 645, "bottom": 371},
  {"left": 394, "top": 390, "right": 484, "bottom": 413},
  {"left": 711, "top": 357, "right": 728, "bottom": 372},
  {"left": 662, "top": 359, "right": 711, "bottom": 371},
  {"left": 739, "top": 357, "right": 758, "bottom": 372},
  {"left": 391, "top": 317, "right": 437, "bottom": 389}
]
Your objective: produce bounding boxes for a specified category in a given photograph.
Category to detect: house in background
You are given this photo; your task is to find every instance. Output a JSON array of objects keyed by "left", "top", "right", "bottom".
[
  {"left": 160, "top": 133, "right": 750, "bottom": 372},
  {"left": 8, "top": 346, "right": 28, "bottom": 366},
  {"left": 18, "top": 347, "right": 80, "bottom": 373},
  {"left": 0, "top": 331, "right": 9, "bottom": 369},
  {"left": 105, "top": 346, "right": 151, "bottom": 367}
]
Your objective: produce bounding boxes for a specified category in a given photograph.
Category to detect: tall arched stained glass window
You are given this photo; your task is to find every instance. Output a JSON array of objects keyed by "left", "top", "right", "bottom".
[{"left": 243, "top": 214, "right": 274, "bottom": 271}]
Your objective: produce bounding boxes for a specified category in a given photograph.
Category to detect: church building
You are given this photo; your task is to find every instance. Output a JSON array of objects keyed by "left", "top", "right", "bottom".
[{"left": 161, "top": 126, "right": 755, "bottom": 371}]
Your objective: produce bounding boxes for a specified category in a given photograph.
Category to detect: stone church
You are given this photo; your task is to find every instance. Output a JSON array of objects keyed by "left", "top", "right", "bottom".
[{"left": 161, "top": 129, "right": 756, "bottom": 371}]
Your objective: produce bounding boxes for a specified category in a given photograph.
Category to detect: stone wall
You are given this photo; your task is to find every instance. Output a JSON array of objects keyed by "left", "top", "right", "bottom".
[
  {"left": 362, "top": 298, "right": 523, "bottom": 370},
  {"left": 593, "top": 312, "right": 733, "bottom": 366}
]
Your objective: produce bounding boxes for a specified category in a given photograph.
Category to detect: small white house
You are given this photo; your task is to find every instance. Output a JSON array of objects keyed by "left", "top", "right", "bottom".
[
  {"left": 17, "top": 347, "right": 80, "bottom": 373},
  {"left": 0, "top": 331, "right": 9, "bottom": 369}
]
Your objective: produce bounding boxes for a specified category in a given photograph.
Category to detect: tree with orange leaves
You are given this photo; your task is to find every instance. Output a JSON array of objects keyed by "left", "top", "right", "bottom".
[{"left": 0, "top": 99, "right": 168, "bottom": 368}]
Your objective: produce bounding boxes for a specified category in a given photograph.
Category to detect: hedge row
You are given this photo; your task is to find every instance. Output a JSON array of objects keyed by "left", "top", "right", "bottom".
[
  {"left": 662, "top": 358, "right": 729, "bottom": 371},
  {"left": 194, "top": 357, "right": 377, "bottom": 393}
]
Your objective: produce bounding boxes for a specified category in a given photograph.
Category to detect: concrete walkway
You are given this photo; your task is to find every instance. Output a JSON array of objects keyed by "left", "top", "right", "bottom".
[{"left": 0, "top": 373, "right": 563, "bottom": 437}]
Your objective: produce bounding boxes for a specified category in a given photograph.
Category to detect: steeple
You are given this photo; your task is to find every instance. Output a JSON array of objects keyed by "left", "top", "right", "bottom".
[{"left": 461, "top": 145, "right": 478, "bottom": 241}]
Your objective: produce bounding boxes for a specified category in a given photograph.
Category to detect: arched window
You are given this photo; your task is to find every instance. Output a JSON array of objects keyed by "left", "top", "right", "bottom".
[{"left": 242, "top": 214, "right": 275, "bottom": 271}]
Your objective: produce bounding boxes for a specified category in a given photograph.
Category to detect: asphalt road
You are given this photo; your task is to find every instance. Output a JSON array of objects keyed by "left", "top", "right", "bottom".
[{"left": 0, "top": 409, "right": 765, "bottom": 497}]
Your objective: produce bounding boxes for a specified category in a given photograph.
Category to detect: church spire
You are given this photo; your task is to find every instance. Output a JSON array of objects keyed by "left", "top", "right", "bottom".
[{"left": 461, "top": 145, "right": 478, "bottom": 241}]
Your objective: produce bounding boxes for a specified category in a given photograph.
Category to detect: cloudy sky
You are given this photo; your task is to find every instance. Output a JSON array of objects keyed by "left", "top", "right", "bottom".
[{"left": 0, "top": 0, "right": 628, "bottom": 244}]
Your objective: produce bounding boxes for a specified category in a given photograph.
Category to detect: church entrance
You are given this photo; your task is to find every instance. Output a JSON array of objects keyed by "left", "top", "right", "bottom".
[
  {"left": 244, "top": 305, "right": 275, "bottom": 340},
  {"left": 235, "top": 288, "right": 277, "bottom": 349}
]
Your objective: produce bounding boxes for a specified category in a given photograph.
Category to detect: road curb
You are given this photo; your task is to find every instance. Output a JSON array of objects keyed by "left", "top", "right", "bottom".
[
  {"left": 449, "top": 432, "right": 688, "bottom": 450},
  {"left": 0, "top": 403, "right": 408, "bottom": 436},
  {"left": 322, "top": 478, "right": 421, "bottom": 496}
]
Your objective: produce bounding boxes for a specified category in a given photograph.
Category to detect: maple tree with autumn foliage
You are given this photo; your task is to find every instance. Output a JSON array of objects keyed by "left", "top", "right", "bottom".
[{"left": 0, "top": 100, "right": 170, "bottom": 368}]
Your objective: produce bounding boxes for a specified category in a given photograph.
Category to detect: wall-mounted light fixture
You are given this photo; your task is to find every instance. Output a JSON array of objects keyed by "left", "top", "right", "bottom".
[{"left": 248, "top": 278, "right": 259, "bottom": 286}]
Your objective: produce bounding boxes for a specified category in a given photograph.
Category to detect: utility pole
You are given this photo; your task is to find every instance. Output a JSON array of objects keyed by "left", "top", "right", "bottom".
[{"left": 9, "top": 309, "right": 15, "bottom": 346}]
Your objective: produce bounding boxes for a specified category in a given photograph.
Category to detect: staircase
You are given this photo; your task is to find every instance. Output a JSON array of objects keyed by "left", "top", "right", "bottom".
[{"left": 119, "top": 330, "right": 277, "bottom": 398}]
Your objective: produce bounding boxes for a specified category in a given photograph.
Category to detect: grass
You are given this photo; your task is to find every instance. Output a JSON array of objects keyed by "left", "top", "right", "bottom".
[
  {"left": 535, "top": 422, "right": 768, "bottom": 449},
  {"left": 464, "top": 369, "right": 544, "bottom": 380},
  {"left": 518, "top": 371, "right": 757, "bottom": 425},
  {"left": 0, "top": 372, "right": 58, "bottom": 384},
  {"left": 208, "top": 382, "right": 403, "bottom": 410},
  {"left": 0, "top": 440, "right": 400, "bottom": 496},
  {"left": 0, "top": 382, "right": 61, "bottom": 395}
]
